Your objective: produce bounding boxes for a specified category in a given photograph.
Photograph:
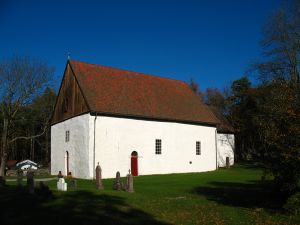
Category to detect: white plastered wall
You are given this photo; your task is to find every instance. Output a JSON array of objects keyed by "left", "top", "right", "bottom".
[
  {"left": 217, "top": 133, "right": 235, "bottom": 167},
  {"left": 91, "top": 115, "right": 217, "bottom": 179},
  {"left": 51, "top": 113, "right": 91, "bottom": 178}
]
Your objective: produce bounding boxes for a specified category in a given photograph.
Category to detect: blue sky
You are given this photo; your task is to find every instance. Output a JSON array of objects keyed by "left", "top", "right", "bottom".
[{"left": 0, "top": 0, "right": 281, "bottom": 91}]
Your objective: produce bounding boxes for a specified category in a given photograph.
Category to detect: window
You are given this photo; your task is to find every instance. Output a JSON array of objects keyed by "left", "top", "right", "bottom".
[
  {"left": 65, "top": 130, "right": 70, "bottom": 142},
  {"left": 196, "top": 141, "right": 201, "bottom": 155},
  {"left": 155, "top": 139, "right": 162, "bottom": 154}
]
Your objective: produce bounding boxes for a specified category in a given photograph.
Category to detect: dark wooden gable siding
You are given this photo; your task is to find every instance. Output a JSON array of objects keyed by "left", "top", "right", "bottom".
[{"left": 51, "top": 63, "right": 89, "bottom": 124}]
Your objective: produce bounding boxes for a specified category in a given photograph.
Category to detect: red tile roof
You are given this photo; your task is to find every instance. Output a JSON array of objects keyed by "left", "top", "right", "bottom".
[{"left": 69, "top": 60, "right": 218, "bottom": 125}]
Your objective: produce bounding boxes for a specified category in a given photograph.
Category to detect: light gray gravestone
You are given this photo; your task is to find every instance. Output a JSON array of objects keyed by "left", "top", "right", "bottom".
[
  {"left": 96, "top": 163, "right": 103, "bottom": 190},
  {"left": 113, "top": 171, "right": 122, "bottom": 191},
  {"left": 125, "top": 169, "right": 134, "bottom": 193}
]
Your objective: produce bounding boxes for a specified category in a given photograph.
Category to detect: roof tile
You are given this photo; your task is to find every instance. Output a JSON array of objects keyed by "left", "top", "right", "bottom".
[{"left": 69, "top": 60, "right": 218, "bottom": 125}]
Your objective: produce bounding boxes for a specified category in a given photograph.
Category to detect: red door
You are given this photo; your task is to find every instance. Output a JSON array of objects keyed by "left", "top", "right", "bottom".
[{"left": 131, "top": 151, "right": 138, "bottom": 176}]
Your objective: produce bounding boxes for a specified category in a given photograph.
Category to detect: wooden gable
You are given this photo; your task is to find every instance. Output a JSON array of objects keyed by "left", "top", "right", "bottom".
[{"left": 51, "top": 62, "right": 89, "bottom": 125}]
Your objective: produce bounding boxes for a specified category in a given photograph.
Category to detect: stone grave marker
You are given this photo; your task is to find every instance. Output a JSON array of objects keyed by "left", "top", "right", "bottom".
[
  {"left": 113, "top": 171, "right": 122, "bottom": 191},
  {"left": 17, "top": 169, "right": 23, "bottom": 187},
  {"left": 96, "top": 163, "right": 103, "bottom": 190},
  {"left": 58, "top": 171, "right": 63, "bottom": 178},
  {"left": 69, "top": 179, "right": 77, "bottom": 189},
  {"left": 27, "top": 171, "right": 35, "bottom": 194},
  {"left": 57, "top": 178, "right": 67, "bottom": 191},
  {"left": 0, "top": 176, "right": 6, "bottom": 187},
  {"left": 125, "top": 170, "right": 134, "bottom": 193}
]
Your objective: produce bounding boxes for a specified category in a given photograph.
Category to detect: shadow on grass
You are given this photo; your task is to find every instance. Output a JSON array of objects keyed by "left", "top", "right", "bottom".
[
  {"left": 233, "top": 161, "right": 265, "bottom": 170},
  {"left": 0, "top": 186, "right": 169, "bottom": 225},
  {"left": 193, "top": 181, "right": 286, "bottom": 211}
]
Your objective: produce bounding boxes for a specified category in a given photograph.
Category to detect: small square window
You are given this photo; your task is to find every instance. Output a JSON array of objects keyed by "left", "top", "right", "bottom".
[
  {"left": 196, "top": 141, "right": 201, "bottom": 155},
  {"left": 65, "top": 130, "right": 70, "bottom": 142},
  {"left": 155, "top": 139, "right": 161, "bottom": 154}
]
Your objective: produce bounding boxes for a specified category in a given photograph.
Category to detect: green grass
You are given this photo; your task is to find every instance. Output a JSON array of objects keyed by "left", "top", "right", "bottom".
[{"left": 1, "top": 164, "right": 299, "bottom": 225}]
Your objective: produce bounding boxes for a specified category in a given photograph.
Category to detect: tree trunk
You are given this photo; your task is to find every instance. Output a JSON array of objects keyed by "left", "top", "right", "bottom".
[
  {"left": 45, "top": 130, "right": 49, "bottom": 164},
  {"left": 0, "top": 118, "right": 9, "bottom": 177},
  {"left": 30, "top": 138, "right": 35, "bottom": 161}
]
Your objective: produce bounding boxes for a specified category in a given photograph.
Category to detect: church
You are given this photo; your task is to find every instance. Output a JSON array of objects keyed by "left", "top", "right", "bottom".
[{"left": 51, "top": 60, "right": 234, "bottom": 179}]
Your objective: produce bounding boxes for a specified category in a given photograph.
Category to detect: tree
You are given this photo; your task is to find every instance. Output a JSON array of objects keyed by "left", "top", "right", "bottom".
[
  {"left": 254, "top": 79, "right": 300, "bottom": 193},
  {"left": 0, "top": 56, "right": 53, "bottom": 176},
  {"left": 227, "top": 77, "right": 260, "bottom": 161},
  {"left": 204, "top": 88, "right": 227, "bottom": 115},
  {"left": 30, "top": 87, "right": 56, "bottom": 164},
  {"left": 189, "top": 79, "right": 204, "bottom": 101},
  {"left": 255, "top": 1, "right": 300, "bottom": 84},
  {"left": 250, "top": 1, "right": 300, "bottom": 193}
]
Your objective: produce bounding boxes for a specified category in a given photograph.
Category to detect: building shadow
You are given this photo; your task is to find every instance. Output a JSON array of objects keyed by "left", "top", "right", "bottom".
[
  {"left": 0, "top": 186, "right": 170, "bottom": 225},
  {"left": 192, "top": 180, "right": 286, "bottom": 211}
]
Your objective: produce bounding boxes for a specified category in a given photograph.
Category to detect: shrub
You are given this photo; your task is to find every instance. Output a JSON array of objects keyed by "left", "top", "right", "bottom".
[{"left": 284, "top": 192, "right": 300, "bottom": 215}]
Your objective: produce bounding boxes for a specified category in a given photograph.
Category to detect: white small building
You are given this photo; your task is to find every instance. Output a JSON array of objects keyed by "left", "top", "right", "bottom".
[
  {"left": 209, "top": 106, "right": 235, "bottom": 167},
  {"left": 51, "top": 60, "right": 233, "bottom": 179}
]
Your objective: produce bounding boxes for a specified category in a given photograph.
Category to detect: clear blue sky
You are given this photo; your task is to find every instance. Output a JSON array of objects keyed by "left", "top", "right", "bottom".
[{"left": 0, "top": 0, "right": 281, "bottom": 91}]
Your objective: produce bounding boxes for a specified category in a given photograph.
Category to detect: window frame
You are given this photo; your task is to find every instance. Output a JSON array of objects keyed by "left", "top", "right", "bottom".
[
  {"left": 196, "top": 141, "right": 201, "bottom": 155},
  {"left": 155, "top": 139, "right": 162, "bottom": 155},
  {"left": 65, "top": 130, "right": 70, "bottom": 142}
]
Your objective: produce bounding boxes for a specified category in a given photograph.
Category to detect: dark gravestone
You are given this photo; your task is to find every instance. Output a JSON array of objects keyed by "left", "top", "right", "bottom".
[
  {"left": 226, "top": 157, "right": 230, "bottom": 168},
  {"left": 0, "top": 176, "right": 5, "bottom": 187},
  {"left": 38, "top": 181, "right": 52, "bottom": 199},
  {"left": 113, "top": 171, "right": 122, "bottom": 191},
  {"left": 58, "top": 171, "right": 63, "bottom": 178},
  {"left": 17, "top": 169, "right": 23, "bottom": 187},
  {"left": 95, "top": 163, "right": 103, "bottom": 190},
  {"left": 69, "top": 179, "right": 77, "bottom": 189},
  {"left": 27, "top": 171, "right": 34, "bottom": 194},
  {"left": 125, "top": 170, "right": 134, "bottom": 193}
]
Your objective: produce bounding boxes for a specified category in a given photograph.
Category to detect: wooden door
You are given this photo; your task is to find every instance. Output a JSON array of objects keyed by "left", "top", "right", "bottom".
[{"left": 131, "top": 151, "right": 138, "bottom": 176}]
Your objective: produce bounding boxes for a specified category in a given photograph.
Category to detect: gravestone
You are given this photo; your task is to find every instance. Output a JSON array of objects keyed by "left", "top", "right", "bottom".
[
  {"left": 58, "top": 171, "right": 63, "bottom": 178},
  {"left": 0, "top": 176, "right": 5, "bottom": 187},
  {"left": 113, "top": 171, "right": 122, "bottom": 191},
  {"left": 57, "top": 178, "right": 67, "bottom": 191},
  {"left": 17, "top": 169, "right": 23, "bottom": 187},
  {"left": 96, "top": 163, "right": 103, "bottom": 190},
  {"left": 69, "top": 179, "right": 77, "bottom": 189},
  {"left": 27, "top": 171, "right": 34, "bottom": 194},
  {"left": 226, "top": 157, "right": 230, "bottom": 168},
  {"left": 38, "top": 181, "right": 52, "bottom": 198},
  {"left": 125, "top": 170, "right": 134, "bottom": 193}
]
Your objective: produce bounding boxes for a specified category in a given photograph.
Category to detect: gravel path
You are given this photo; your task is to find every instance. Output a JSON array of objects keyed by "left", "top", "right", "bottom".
[{"left": 5, "top": 177, "right": 58, "bottom": 182}]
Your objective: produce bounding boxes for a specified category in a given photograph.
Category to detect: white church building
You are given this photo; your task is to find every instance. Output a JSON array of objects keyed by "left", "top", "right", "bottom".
[{"left": 51, "top": 60, "right": 234, "bottom": 179}]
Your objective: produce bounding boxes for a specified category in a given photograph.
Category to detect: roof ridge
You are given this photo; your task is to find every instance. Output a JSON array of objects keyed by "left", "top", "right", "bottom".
[{"left": 69, "top": 59, "right": 188, "bottom": 85}]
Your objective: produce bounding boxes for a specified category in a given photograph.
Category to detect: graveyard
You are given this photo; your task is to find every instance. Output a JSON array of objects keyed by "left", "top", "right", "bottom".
[{"left": 1, "top": 163, "right": 299, "bottom": 225}]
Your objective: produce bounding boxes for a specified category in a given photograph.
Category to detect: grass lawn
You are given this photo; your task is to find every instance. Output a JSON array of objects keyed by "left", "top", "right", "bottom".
[{"left": 1, "top": 164, "right": 299, "bottom": 225}]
